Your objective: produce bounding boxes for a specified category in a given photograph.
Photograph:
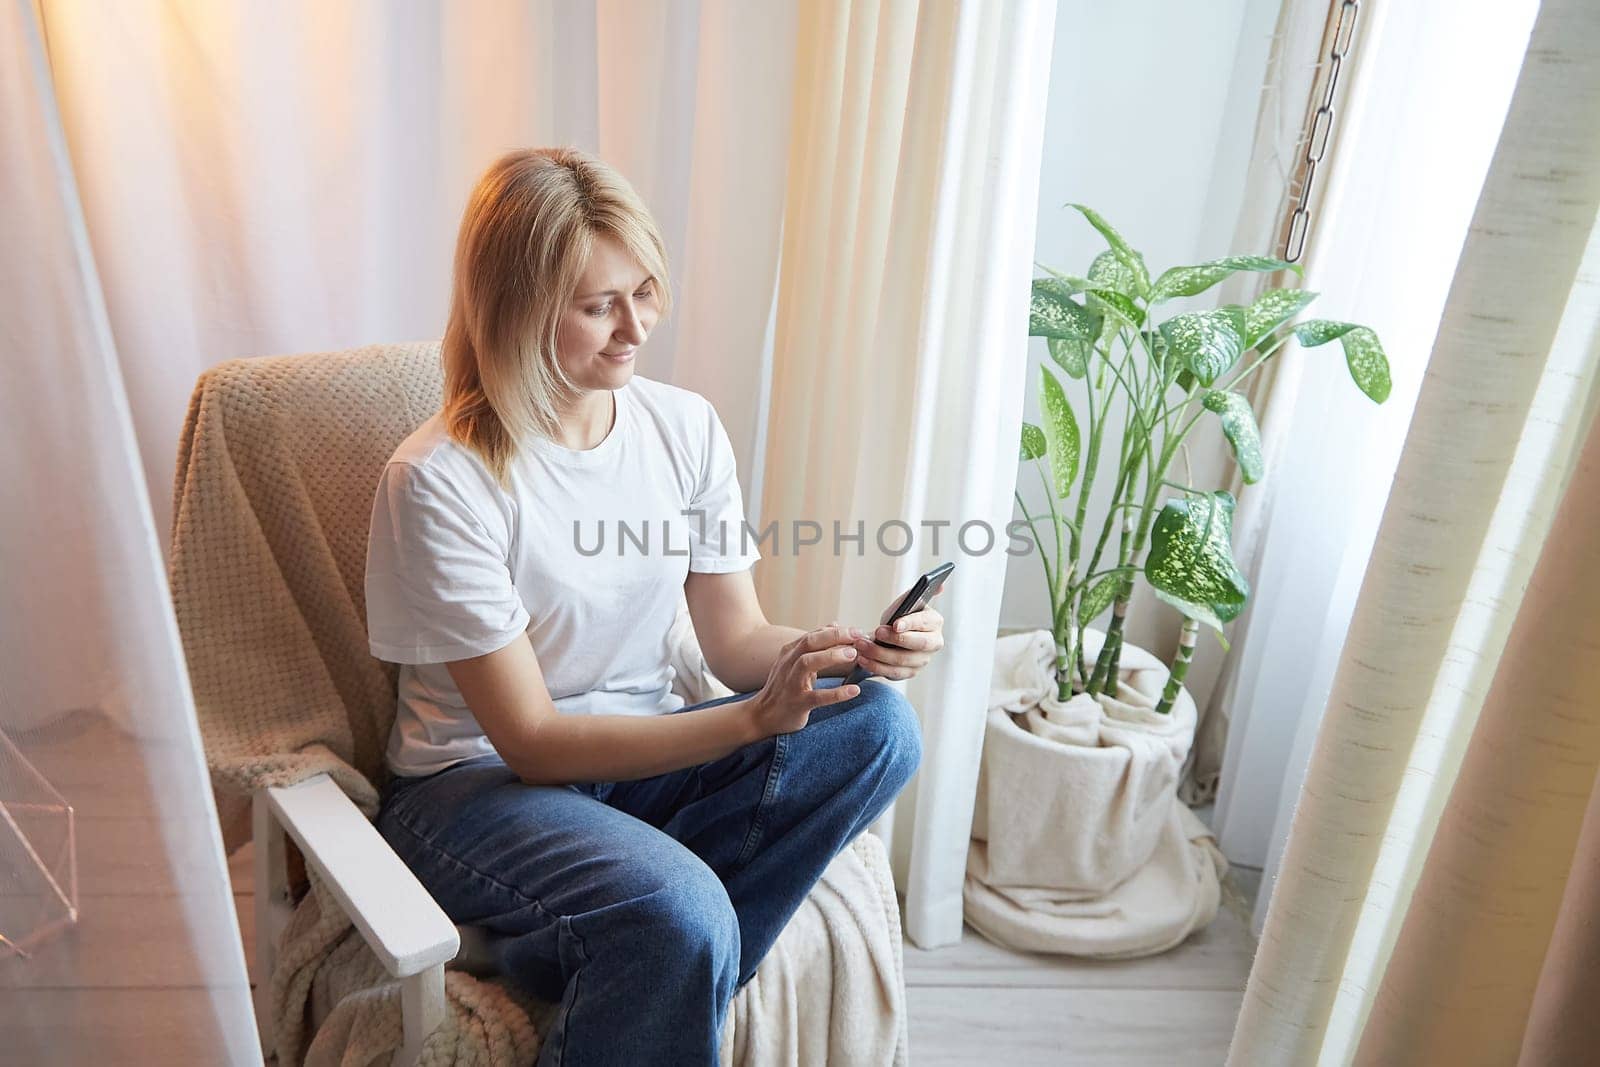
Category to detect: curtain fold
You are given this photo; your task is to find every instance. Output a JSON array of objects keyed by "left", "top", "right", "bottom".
[
  {"left": 35, "top": 0, "right": 795, "bottom": 555},
  {"left": 1356, "top": 387, "right": 1600, "bottom": 1065},
  {"left": 1208, "top": 0, "right": 1540, "bottom": 880},
  {"left": 1517, "top": 755, "right": 1600, "bottom": 1065},
  {"left": 0, "top": 0, "right": 257, "bottom": 1057},
  {"left": 1227, "top": 0, "right": 1600, "bottom": 1058},
  {"left": 756, "top": 0, "right": 1058, "bottom": 948},
  {"left": 1179, "top": 0, "right": 1352, "bottom": 806}
]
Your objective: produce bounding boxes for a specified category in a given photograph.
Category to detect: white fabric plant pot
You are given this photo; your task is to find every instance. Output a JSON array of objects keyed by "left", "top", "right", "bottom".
[{"left": 964, "top": 627, "right": 1226, "bottom": 958}]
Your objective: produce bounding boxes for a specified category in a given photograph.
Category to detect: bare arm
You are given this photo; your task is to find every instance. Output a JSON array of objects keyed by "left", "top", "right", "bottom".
[
  {"left": 445, "top": 633, "right": 763, "bottom": 787},
  {"left": 683, "top": 568, "right": 854, "bottom": 692}
]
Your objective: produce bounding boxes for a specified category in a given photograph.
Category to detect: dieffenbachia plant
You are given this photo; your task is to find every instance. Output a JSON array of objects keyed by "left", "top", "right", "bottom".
[{"left": 1018, "top": 205, "right": 1390, "bottom": 712}]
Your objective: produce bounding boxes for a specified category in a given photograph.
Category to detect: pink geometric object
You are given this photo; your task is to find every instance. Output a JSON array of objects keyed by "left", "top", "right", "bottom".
[{"left": 0, "top": 726, "right": 78, "bottom": 960}]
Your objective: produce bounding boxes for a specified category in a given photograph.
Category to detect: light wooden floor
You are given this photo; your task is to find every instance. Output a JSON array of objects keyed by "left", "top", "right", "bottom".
[
  {"left": 2, "top": 711, "right": 249, "bottom": 1065},
  {"left": 901, "top": 885, "right": 1257, "bottom": 1065},
  {"left": 3, "top": 711, "right": 1258, "bottom": 1065}
]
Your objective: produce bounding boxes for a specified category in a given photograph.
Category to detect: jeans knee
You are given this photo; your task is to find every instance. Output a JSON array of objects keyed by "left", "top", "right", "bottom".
[
  {"left": 858, "top": 681, "right": 924, "bottom": 787},
  {"left": 635, "top": 864, "right": 741, "bottom": 986}
]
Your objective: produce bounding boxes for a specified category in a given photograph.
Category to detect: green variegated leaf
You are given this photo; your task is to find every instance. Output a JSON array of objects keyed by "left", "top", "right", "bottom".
[
  {"left": 1030, "top": 278, "right": 1101, "bottom": 341},
  {"left": 1039, "top": 264, "right": 1094, "bottom": 292},
  {"left": 1294, "top": 320, "right": 1392, "bottom": 403},
  {"left": 1202, "top": 391, "right": 1265, "bottom": 484},
  {"left": 1142, "top": 329, "right": 1172, "bottom": 375},
  {"left": 1158, "top": 309, "right": 1245, "bottom": 387},
  {"left": 1147, "top": 329, "right": 1198, "bottom": 394},
  {"left": 1088, "top": 250, "right": 1139, "bottom": 297},
  {"left": 1039, "top": 368, "right": 1080, "bottom": 496},
  {"left": 1087, "top": 252, "right": 1139, "bottom": 343},
  {"left": 1086, "top": 287, "right": 1145, "bottom": 330},
  {"left": 1244, "top": 288, "right": 1319, "bottom": 348},
  {"left": 1079, "top": 571, "right": 1127, "bottom": 623},
  {"left": 1338, "top": 327, "right": 1391, "bottom": 403},
  {"left": 1020, "top": 422, "right": 1046, "bottom": 461},
  {"left": 1149, "top": 256, "right": 1302, "bottom": 303},
  {"left": 1048, "top": 336, "right": 1091, "bottom": 378},
  {"left": 1071, "top": 205, "right": 1151, "bottom": 297},
  {"left": 1293, "top": 319, "right": 1358, "bottom": 347},
  {"left": 1212, "top": 597, "right": 1244, "bottom": 624},
  {"left": 1144, "top": 491, "right": 1249, "bottom": 612},
  {"left": 1151, "top": 586, "right": 1226, "bottom": 633},
  {"left": 1218, "top": 304, "right": 1248, "bottom": 337}
]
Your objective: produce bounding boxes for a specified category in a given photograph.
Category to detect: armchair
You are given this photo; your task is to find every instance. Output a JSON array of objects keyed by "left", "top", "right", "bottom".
[{"left": 168, "top": 342, "right": 909, "bottom": 1066}]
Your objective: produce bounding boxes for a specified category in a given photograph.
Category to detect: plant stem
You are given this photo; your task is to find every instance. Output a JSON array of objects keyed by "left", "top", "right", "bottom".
[
  {"left": 1015, "top": 490, "right": 1057, "bottom": 626},
  {"left": 1088, "top": 512, "right": 1137, "bottom": 697},
  {"left": 1088, "top": 597, "right": 1127, "bottom": 697},
  {"left": 1036, "top": 461, "right": 1069, "bottom": 622},
  {"left": 1155, "top": 617, "right": 1200, "bottom": 715}
]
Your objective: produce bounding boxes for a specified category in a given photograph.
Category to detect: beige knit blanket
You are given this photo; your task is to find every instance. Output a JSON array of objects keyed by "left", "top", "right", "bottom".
[{"left": 168, "top": 342, "right": 908, "bottom": 1066}]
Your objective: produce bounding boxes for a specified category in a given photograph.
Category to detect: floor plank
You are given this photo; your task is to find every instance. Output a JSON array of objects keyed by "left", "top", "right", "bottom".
[
  {"left": 0, "top": 815, "right": 227, "bottom": 899},
  {"left": 903, "top": 908, "right": 1254, "bottom": 991},
  {"left": 906, "top": 986, "right": 1243, "bottom": 1066},
  {"left": 1, "top": 891, "right": 252, "bottom": 991},
  {"left": 0, "top": 989, "right": 252, "bottom": 1066}
]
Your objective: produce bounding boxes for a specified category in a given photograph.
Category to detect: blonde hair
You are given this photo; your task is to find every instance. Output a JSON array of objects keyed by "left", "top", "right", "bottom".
[{"left": 440, "top": 147, "right": 672, "bottom": 488}]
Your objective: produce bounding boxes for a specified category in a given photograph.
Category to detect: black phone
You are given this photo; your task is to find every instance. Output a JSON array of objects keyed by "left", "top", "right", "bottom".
[{"left": 844, "top": 561, "right": 955, "bottom": 686}]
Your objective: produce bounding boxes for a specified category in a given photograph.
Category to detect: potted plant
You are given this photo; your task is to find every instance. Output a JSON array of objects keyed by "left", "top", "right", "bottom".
[{"left": 964, "top": 205, "right": 1389, "bottom": 957}]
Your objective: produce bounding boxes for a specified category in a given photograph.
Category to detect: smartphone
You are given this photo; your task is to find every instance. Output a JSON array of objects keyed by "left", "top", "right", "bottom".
[{"left": 844, "top": 561, "right": 955, "bottom": 686}]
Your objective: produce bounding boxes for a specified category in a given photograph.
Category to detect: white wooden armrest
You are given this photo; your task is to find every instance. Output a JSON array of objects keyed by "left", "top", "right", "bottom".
[
  {"left": 253, "top": 773, "right": 457, "bottom": 1067},
  {"left": 263, "top": 773, "right": 459, "bottom": 975}
]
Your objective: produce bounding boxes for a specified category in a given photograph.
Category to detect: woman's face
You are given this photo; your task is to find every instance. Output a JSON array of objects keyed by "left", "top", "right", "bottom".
[{"left": 555, "top": 233, "right": 660, "bottom": 394}]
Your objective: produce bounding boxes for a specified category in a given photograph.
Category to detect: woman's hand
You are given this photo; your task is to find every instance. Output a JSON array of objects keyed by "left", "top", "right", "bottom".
[
  {"left": 851, "top": 586, "right": 946, "bottom": 681},
  {"left": 748, "top": 624, "right": 866, "bottom": 737}
]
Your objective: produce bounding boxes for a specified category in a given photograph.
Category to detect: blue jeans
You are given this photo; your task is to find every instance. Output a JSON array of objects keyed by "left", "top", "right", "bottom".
[{"left": 374, "top": 678, "right": 923, "bottom": 1066}]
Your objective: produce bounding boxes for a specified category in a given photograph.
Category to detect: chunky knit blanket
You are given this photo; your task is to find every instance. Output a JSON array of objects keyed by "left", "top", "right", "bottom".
[{"left": 168, "top": 341, "right": 908, "bottom": 1066}]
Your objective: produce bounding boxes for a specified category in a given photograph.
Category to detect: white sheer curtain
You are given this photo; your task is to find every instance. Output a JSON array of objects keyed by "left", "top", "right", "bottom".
[
  {"left": 36, "top": 0, "right": 796, "bottom": 556},
  {"left": 1228, "top": 0, "right": 1600, "bottom": 1056},
  {"left": 0, "top": 2, "right": 798, "bottom": 1060},
  {"left": 1178, "top": 0, "right": 1360, "bottom": 805},
  {"left": 755, "top": 0, "right": 1058, "bottom": 949},
  {"left": 1208, "top": 0, "right": 1541, "bottom": 892},
  {"left": 0, "top": 0, "right": 256, "bottom": 1059}
]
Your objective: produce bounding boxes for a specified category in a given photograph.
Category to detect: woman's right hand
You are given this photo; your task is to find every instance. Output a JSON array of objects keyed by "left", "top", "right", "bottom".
[{"left": 749, "top": 624, "right": 865, "bottom": 737}]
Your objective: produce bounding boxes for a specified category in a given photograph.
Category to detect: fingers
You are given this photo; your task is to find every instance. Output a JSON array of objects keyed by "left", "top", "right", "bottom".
[
  {"left": 882, "top": 607, "right": 943, "bottom": 636},
  {"left": 853, "top": 654, "right": 919, "bottom": 680},
  {"left": 857, "top": 640, "right": 929, "bottom": 668},
  {"left": 869, "top": 627, "right": 942, "bottom": 653},
  {"left": 797, "top": 644, "right": 858, "bottom": 675},
  {"left": 797, "top": 623, "right": 863, "bottom": 653},
  {"left": 808, "top": 681, "right": 862, "bottom": 707},
  {"left": 870, "top": 608, "right": 944, "bottom": 650}
]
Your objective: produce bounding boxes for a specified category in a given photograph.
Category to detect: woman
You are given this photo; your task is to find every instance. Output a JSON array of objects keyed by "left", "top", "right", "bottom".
[{"left": 364, "top": 147, "right": 944, "bottom": 1066}]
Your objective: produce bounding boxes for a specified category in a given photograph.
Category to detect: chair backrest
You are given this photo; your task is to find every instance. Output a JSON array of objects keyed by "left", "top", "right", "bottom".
[{"left": 169, "top": 341, "right": 443, "bottom": 847}]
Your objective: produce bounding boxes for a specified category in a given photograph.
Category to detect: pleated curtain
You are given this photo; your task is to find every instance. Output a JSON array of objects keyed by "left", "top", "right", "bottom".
[
  {"left": 754, "top": 0, "right": 1058, "bottom": 948},
  {"left": 1227, "top": 0, "right": 1600, "bottom": 1059}
]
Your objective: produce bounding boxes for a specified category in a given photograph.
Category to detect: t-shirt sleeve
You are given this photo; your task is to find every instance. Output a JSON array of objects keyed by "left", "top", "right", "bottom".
[
  {"left": 364, "top": 461, "right": 531, "bottom": 664},
  {"left": 686, "top": 398, "right": 762, "bottom": 574}
]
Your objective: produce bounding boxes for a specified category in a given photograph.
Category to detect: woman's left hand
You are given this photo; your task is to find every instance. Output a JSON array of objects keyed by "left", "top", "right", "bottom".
[{"left": 850, "top": 588, "right": 946, "bottom": 681}]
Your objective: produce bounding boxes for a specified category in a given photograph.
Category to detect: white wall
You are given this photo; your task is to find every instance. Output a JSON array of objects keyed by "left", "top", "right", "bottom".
[{"left": 1002, "top": 0, "right": 1279, "bottom": 682}]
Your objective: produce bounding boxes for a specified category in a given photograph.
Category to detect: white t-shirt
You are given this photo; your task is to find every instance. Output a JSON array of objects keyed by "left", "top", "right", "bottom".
[{"left": 365, "top": 376, "right": 761, "bottom": 777}]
